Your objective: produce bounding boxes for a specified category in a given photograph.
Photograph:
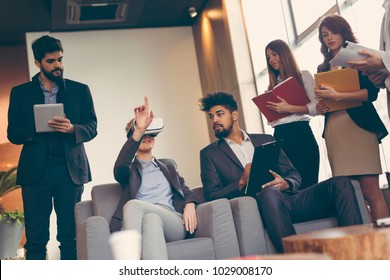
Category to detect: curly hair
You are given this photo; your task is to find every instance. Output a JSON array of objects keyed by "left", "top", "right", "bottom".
[
  {"left": 317, "top": 14, "right": 358, "bottom": 72},
  {"left": 199, "top": 92, "right": 238, "bottom": 113}
]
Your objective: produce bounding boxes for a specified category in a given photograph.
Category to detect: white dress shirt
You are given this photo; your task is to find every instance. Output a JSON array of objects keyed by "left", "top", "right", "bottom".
[
  {"left": 224, "top": 130, "right": 255, "bottom": 167},
  {"left": 135, "top": 157, "right": 175, "bottom": 211}
]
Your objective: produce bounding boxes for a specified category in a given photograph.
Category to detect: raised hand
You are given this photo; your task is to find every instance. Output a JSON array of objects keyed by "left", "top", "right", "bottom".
[{"left": 132, "top": 96, "right": 154, "bottom": 141}]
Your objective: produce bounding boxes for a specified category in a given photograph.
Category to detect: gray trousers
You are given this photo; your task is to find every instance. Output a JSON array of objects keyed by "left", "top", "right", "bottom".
[{"left": 122, "top": 200, "right": 185, "bottom": 260}]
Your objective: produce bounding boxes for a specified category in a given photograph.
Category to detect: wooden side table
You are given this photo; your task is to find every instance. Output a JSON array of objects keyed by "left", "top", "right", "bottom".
[
  {"left": 282, "top": 224, "right": 390, "bottom": 259},
  {"left": 229, "top": 253, "right": 332, "bottom": 260}
]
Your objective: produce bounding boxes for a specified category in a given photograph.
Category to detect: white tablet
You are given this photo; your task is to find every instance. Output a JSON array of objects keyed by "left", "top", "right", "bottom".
[
  {"left": 33, "top": 103, "right": 64, "bottom": 133},
  {"left": 330, "top": 41, "right": 388, "bottom": 73}
]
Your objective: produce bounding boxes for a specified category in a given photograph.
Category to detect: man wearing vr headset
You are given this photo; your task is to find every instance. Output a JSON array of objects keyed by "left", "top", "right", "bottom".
[{"left": 109, "top": 97, "right": 198, "bottom": 260}]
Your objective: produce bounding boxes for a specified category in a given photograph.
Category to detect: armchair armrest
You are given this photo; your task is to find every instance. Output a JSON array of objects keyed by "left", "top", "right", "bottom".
[
  {"left": 75, "top": 200, "right": 93, "bottom": 260},
  {"left": 229, "top": 196, "right": 268, "bottom": 256},
  {"left": 75, "top": 200, "right": 113, "bottom": 260},
  {"left": 81, "top": 216, "right": 113, "bottom": 260},
  {"left": 195, "top": 198, "right": 240, "bottom": 259},
  {"left": 75, "top": 200, "right": 93, "bottom": 224}
]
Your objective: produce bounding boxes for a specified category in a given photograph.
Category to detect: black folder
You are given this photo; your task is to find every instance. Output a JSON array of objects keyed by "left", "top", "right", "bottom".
[{"left": 244, "top": 140, "right": 282, "bottom": 197}]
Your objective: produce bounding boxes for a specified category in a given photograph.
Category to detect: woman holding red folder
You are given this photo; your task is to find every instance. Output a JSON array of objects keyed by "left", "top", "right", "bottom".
[
  {"left": 316, "top": 14, "right": 388, "bottom": 220},
  {"left": 264, "top": 39, "right": 319, "bottom": 189}
]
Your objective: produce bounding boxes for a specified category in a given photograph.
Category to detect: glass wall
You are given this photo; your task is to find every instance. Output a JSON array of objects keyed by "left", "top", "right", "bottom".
[
  {"left": 241, "top": 0, "right": 390, "bottom": 186},
  {"left": 289, "top": 0, "right": 338, "bottom": 44}
]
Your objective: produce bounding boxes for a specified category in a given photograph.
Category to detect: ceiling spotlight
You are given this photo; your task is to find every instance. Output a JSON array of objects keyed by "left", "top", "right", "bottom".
[{"left": 188, "top": 7, "right": 198, "bottom": 18}]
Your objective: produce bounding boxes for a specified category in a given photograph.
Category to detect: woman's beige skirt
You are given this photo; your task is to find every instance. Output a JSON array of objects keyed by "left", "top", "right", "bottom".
[{"left": 325, "top": 110, "right": 382, "bottom": 176}]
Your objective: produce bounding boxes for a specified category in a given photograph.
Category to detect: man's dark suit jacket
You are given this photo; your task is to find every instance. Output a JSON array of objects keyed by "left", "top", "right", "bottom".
[
  {"left": 200, "top": 133, "right": 301, "bottom": 201},
  {"left": 110, "top": 137, "right": 198, "bottom": 232},
  {"left": 7, "top": 73, "right": 97, "bottom": 185}
]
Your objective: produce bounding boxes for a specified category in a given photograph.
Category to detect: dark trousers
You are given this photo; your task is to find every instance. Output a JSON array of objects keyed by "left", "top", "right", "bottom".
[
  {"left": 256, "top": 176, "right": 363, "bottom": 252},
  {"left": 22, "top": 163, "right": 83, "bottom": 260},
  {"left": 274, "top": 121, "right": 320, "bottom": 189}
]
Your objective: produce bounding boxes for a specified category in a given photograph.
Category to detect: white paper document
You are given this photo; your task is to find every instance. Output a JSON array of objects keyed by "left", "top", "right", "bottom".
[{"left": 330, "top": 41, "right": 388, "bottom": 73}]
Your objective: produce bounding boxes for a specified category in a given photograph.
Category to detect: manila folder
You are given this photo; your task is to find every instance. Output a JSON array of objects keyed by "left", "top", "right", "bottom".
[{"left": 314, "top": 68, "right": 361, "bottom": 112}]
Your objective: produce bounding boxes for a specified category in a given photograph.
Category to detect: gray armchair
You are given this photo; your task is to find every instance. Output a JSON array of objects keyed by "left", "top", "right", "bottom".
[
  {"left": 74, "top": 183, "right": 240, "bottom": 260},
  {"left": 228, "top": 179, "right": 370, "bottom": 255}
]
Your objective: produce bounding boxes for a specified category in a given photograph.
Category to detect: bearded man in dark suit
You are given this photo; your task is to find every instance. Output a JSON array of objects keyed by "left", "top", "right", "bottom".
[
  {"left": 199, "top": 92, "right": 362, "bottom": 252},
  {"left": 7, "top": 35, "right": 97, "bottom": 260}
]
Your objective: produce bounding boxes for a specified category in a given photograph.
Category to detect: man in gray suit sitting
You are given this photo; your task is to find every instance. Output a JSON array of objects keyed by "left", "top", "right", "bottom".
[
  {"left": 199, "top": 92, "right": 363, "bottom": 252},
  {"left": 109, "top": 97, "right": 198, "bottom": 260}
]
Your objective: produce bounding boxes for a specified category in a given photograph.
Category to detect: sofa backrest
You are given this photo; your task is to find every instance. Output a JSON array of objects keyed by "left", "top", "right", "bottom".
[
  {"left": 90, "top": 183, "right": 207, "bottom": 223},
  {"left": 91, "top": 183, "right": 122, "bottom": 223}
]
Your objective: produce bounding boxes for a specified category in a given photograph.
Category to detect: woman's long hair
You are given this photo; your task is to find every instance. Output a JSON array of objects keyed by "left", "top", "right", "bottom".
[
  {"left": 317, "top": 14, "right": 358, "bottom": 72},
  {"left": 265, "top": 39, "right": 304, "bottom": 91}
]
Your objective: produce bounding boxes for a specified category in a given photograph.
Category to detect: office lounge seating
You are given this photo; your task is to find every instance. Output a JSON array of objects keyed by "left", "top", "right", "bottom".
[
  {"left": 228, "top": 180, "right": 370, "bottom": 255},
  {"left": 74, "top": 183, "right": 240, "bottom": 260},
  {"left": 75, "top": 179, "right": 369, "bottom": 259}
]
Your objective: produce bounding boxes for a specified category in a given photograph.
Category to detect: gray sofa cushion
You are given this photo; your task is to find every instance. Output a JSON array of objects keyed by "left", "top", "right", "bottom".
[
  {"left": 195, "top": 198, "right": 240, "bottom": 259},
  {"left": 76, "top": 183, "right": 241, "bottom": 260},
  {"left": 167, "top": 238, "right": 215, "bottom": 259}
]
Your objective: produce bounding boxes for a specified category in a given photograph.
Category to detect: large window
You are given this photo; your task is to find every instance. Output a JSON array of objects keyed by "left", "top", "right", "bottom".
[
  {"left": 240, "top": 0, "right": 288, "bottom": 75},
  {"left": 241, "top": 0, "right": 390, "bottom": 186},
  {"left": 288, "top": 0, "right": 339, "bottom": 44}
]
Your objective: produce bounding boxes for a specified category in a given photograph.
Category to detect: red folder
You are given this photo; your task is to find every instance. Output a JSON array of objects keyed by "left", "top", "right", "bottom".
[
  {"left": 252, "top": 77, "right": 310, "bottom": 122},
  {"left": 252, "top": 92, "right": 290, "bottom": 122}
]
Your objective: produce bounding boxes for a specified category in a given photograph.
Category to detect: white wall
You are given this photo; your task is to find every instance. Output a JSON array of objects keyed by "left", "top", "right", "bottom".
[{"left": 26, "top": 26, "right": 210, "bottom": 259}]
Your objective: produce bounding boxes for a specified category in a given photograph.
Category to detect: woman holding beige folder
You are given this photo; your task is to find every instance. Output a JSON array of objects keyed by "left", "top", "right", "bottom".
[{"left": 316, "top": 14, "right": 389, "bottom": 220}]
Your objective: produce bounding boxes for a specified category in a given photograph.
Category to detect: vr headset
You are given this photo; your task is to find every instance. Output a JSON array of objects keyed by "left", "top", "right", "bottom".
[{"left": 127, "top": 117, "right": 164, "bottom": 139}]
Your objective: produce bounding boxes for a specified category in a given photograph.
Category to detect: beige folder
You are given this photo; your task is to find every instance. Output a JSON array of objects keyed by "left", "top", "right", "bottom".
[{"left": 314, "top": 68, "right": 362, "bottom": 112}]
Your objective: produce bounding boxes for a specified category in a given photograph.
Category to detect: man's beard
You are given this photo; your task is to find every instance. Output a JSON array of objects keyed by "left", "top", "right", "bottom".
[
  {"left": 214, "top": 123, "right": 233, "bottom": 139},
  {"left": 42, "top": 67, "right": 63, "bottom": 82}
]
